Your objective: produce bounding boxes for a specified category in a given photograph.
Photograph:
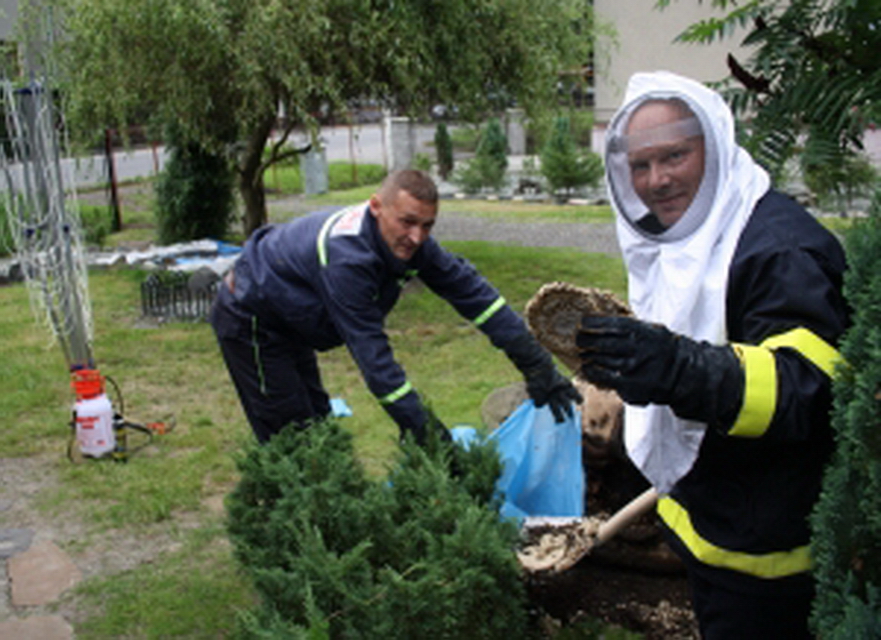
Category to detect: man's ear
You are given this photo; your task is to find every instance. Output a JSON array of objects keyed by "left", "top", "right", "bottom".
[{"left": 368, "top": 194, "right": 382, "bottom": 217}]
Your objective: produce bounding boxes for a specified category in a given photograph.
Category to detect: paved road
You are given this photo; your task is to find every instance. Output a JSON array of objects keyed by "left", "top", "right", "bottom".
[{"left": 67, "top": 123, "right": 441, "bottom": 189}]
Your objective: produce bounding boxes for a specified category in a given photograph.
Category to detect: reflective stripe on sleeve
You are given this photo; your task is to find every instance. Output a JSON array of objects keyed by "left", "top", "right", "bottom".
[
  {"left": 251, "top": 316, "right": 267, "bottom": 395},
  {"left": 729, "top": 343, "right": 777, "bottom": 437},
  {"left": 728, "top": 327, "right": 842, "bottom": 438},
  {"left": 761, "top": 327, "right": 842, "bottom": 377},
  {"left": 378, "top": 381, "right": 413, "bottom": 405},
  {"left": 317, "top": 208, "right": 351, "bottom": 267},
  {"left": 473, "top": 296, "right": 506, "bottom": 326},
  {"left": 658, "top": 496, "right": 812, "bottom": 578}
]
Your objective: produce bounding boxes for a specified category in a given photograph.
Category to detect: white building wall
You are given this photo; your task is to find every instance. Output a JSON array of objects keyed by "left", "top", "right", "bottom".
[{"left": 593, "top": 1, "right": 754, "bottom": 124}]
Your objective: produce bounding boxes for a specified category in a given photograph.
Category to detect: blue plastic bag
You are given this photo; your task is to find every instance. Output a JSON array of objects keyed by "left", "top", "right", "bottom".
[{"left": 490, "top": 400, "right": 584, "bottom": 520}]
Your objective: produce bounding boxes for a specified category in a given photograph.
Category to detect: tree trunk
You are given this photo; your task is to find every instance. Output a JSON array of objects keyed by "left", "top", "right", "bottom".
[
  {"left": 240, "top": 171, "right": 268, "bottom": 237},
  {"left": 239, "top": 113, "right": 276, "bottom": 237}
]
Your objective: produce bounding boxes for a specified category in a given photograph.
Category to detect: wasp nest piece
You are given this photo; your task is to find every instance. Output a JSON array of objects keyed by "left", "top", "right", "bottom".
[{"left": 525, "top": 282, "right": 631, "bottom": 375}]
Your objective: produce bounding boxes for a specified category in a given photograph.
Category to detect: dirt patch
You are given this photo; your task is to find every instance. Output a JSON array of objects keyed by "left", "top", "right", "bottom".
[
  {"left": 0, "top": 454, "right": 225, "bottom": 628},
  {"left": 528, "top": 543, "right": 697, "bottom": 639}
]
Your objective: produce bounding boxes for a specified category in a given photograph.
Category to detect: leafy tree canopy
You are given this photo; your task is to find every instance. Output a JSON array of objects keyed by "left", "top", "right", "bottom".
[
  {"left": 44, "top": 0, "right": 595, "bottom": 235},
  {"left": 657, "top": 0, "right": 881, "bottom": 187}
]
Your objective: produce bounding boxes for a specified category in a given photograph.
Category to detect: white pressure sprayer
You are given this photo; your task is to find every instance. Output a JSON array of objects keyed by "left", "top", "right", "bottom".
[{"left": 71, "top": 369, "right": 116, "bottom": 458}]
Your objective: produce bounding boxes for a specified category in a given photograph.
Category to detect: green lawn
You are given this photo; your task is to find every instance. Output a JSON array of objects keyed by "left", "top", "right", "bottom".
[{"left": 1, "top": 178, "right": 629, "bottom": 639}]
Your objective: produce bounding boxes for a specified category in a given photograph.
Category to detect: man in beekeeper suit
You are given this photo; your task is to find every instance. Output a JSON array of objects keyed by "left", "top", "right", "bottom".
[{"left": 576, "top": 71, "right": 849, "bottom": 638}]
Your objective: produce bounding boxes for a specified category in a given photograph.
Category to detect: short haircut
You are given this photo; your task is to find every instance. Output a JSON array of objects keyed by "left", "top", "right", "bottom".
[{"left": 379, "top": 169, "right": 439, "bottom": 205}]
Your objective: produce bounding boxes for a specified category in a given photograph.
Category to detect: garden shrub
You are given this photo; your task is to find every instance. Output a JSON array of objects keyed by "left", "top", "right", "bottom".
[
  {"left": 540, "top": 116, "right": 603, "bottom": 200},
  {"left": 810, "top": 185, "right": 881, "bottom": 637},
  {"left": 527, "top": 109, "right": 594, "bottom": 154},
  {"left": 453, "top": 119, "right": 508, "bottom": 193},
  {"left": 155, "top": 125, "right": 236, "bottom": 245},
  {"left": 413, "top": 153, "right": 433, "bottom": 173},
  {"left": 226, "top": 418, "right": 532, "bottom": 639},
  {"left": 477, "top": 119, "right": 509, "bottom": 185},
  {"left": 78, "top": 204, "right": 114, "bottom": 248},
  {"left": 434, "top": 123, "right": 454, "bottom": 180},
  {"left": 804, "top": 150, "right": 877, "bottom": 216},
  {"left": 0, "top": 201, "right": 12, "bottom": 258}
]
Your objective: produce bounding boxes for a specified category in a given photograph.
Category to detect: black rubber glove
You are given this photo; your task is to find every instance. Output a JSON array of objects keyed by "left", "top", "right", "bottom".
[
  {"left": 504, "top": 332, "right": 583, "bottom": 423},
  {"left": 576, "top": 316, "right": 744, "bottom": 430},
  {"left": 405, "top": 406, "right": 452, "bottom": 448}
]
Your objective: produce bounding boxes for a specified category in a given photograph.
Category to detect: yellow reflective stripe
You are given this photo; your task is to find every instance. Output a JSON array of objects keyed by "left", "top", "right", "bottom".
[
  {"left": 729, "top": 343, "right": 777, "bottom": 437},
  {"left": 474, "top": 296, "right": 506, "bottom": 326},
  {"left": 728, "top": 328, "right": 842, "bottom": 438},
  {"left": 316, "top": 208, "right": 350, "bottom": 267},
  {"left": 379, "top": 381, "right": 413, "bottom": 405},
  {"left": 761, "top": 327, "right": 842, "bottom": 377},
  {"left": 658, "top": 496, "right": 812, "bottom": 578}
]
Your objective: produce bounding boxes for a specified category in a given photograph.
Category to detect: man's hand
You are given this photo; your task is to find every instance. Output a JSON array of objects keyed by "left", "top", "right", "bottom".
[
  {"left": 525, "top": 366, "right": 584, "bottom": 423},
  {"left": 405, "top": 405, "right": 452, "bottom": 448},
  {"left": 576, "top": 316, "right": 679, "bottom": 406},
  {"left": 504, "top": 332, "right": 583, "bottom": 423},
  {"left": 576, "top": 315, "right": 744, "bottom": 429}
]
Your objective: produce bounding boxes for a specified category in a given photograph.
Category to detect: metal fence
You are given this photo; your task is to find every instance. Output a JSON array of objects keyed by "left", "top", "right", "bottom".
[{"left": 140, "top": 271, "right": 217, "bottom": 321}]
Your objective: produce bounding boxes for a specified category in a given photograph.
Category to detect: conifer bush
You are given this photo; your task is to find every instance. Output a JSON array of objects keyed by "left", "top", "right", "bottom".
[
  {"left": 453, "top": 119, "right": 509, "bottom": 193},
  {"left": 226, "top": 419, "right": 531, "bottom": 639},
  {"left": 810, "top": 186, "right": 881, "bottom": 637},
  {"left": 155, "top": 124, "right": 236, "bottom": 245},
  {"left": 434, "top": 122, "right": 454, "bottom": 180},
  {"left": 540, "top": 116, "right": 603, "bottom": 201}
]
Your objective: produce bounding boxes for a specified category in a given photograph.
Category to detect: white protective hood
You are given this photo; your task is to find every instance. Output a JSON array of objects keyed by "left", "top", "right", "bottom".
[{"left": 605, "top": 71, "right": 770, "bottom": 494}]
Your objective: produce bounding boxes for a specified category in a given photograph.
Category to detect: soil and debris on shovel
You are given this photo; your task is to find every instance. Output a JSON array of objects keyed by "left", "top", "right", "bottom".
[{"left": 225, "top": 418, "right": 697, "bottom": 639}]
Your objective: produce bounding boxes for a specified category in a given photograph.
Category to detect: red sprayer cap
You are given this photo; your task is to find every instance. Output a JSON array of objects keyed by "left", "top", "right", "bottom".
[{"left": 71, "top": 369, "right": 105, "bottom": 400}]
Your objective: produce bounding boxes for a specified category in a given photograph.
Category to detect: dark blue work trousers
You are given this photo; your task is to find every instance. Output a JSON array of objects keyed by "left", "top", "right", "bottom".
[
  {"left": 209, "top": 285, "right": 330, "bottom": 443},
  {"left": 688, "top": 569, "right": 814, "bottom": 639}
]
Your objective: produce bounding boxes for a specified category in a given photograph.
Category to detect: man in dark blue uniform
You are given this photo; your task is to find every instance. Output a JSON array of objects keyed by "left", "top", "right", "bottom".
[
  {"left": 210, "top": 169, "right": 580, "bottom": 445},
  {"left": 576, "top": 72, "right": 849, "bottom": 638}
]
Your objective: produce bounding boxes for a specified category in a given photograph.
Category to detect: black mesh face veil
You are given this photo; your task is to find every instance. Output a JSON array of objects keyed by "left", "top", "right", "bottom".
[{"left": 605, "top": 95, "right": 720, "bottom": 243}]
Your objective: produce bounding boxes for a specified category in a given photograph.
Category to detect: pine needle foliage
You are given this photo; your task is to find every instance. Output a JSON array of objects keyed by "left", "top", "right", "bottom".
[
  {"left": 226, "top": 418, "right": 531, "bottom": 639},
  {"left": 810, "top": 185, "right": 881, "bottom": 637},
  {"left": 155, "top": 123, "right": 236, "bottom": 245},
  {"left": 540, "top": 115, "right": 604, "bottom": 199},
  {"left": 454, "top": 119, "right": 510, "bottom": 193},
  {"left": 434, "top": 123, "right": 455, "bottom": 180}
]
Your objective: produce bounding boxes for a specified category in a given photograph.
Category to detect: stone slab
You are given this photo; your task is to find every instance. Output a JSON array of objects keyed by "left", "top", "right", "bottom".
[
  {"left": 8, "top": 540, "right": 81, "bottom": 607},
  {"left": 0, "top": 615, "right": 74, "bottom": 640},
  {"left": 0, "top": 529, "right": 34, "bottom": 559},
  {"left": 480, "top": 382, "right": 529, "bottom": 431}
]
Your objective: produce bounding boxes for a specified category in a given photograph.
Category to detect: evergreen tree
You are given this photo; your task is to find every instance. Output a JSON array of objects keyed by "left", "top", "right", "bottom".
[
  {"left": 810, "top": 186, "right": 881, "bottom": 637},
  {"left": 226, "top": 419, "right": 531, "bottom": 639},
  {"left": 155, "top": 123, "right": 236, "bottom": 245},
  {"left": 434, "top": 122, "right": 454, "bottom": 181},
  {"left": 480, "top": 119, "right": 509, "bottom": 173},
  {"left": 539, "top": 115, "right": 604, "bottom": 199},
  {"left": 453, "top": 119, "right": 509, "bottom": 193}
]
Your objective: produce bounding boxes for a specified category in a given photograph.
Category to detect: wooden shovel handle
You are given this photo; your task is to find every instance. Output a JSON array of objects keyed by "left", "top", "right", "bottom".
[{"left": 594, "top": 488, "right": 659, "bottom": 548}]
